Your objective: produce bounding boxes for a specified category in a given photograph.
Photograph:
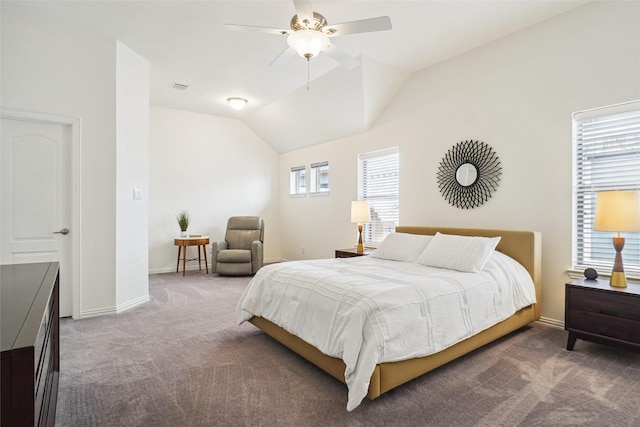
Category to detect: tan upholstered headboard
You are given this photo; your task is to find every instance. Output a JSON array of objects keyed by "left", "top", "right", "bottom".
[{"left": 395, "top": 226, "right": 542, "bottom": 319}]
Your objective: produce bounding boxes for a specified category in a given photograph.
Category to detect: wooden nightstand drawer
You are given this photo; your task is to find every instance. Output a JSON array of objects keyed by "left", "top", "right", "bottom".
[
  {"left": 569, "top": 310, "right": 640, "bottom": 343},
  {"left": 569, "top": 287, "right": 640, "bottom": 320}
]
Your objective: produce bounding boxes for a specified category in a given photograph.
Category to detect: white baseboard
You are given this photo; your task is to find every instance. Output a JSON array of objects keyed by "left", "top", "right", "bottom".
[
  {"left": 148, "top": 264, "right": 212, "bottom": 274},
  {"left": 78, "top": 294, "right": 150, "bottom": 319},
  {"left": 117, "top": 294, "right": 150, "bottom": 314},
  {"left": 536, "top": 316, "right": 564, "bottom": 329},
  {"left": 148, "top": 258, "right": 285, "bottom": 275},
  {"left": 79, "top": 306, "right": 118, "bottom": 319}
]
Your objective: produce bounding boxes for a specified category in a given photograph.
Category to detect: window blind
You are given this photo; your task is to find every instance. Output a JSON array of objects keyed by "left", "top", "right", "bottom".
[
  {"left": 310, "top": 161, "right": 329, "bottom": 193},
  {"left": 290, "top": 166, "right": 306, "bottom": 195},
  {"left": 358, "top": 148, "right": 399, "bottom": 244},
  {"left": 574, "top": 101, "right": 640, "bottom": 276}
]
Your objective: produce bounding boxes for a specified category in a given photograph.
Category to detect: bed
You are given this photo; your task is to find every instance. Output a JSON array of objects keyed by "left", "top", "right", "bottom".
[{"left": 237, "top": 226, "right": 541, "bottom": 411}]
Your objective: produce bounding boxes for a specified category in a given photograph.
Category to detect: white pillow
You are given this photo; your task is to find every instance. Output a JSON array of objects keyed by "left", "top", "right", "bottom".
[
  {"left": 415, "top": 232, "right": 501, "bottom": 273},
  {"left": 369, "top": 233, "right": 434, "bottom": 262}
]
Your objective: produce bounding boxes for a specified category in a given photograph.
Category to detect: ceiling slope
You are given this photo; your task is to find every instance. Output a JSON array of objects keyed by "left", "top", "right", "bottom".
[{"left": 242, "top": 57, "right": 408, "bottom": 153}]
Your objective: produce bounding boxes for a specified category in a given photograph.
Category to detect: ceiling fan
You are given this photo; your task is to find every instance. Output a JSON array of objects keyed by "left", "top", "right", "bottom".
[{"left": 224, "top": 0, "right": 392, "bottom": 70}]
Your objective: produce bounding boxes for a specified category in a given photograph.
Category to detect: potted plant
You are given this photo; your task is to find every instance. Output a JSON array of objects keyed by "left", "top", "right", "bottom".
[{"left": 176, "top": 210, "right": 190, "bottom": 237}]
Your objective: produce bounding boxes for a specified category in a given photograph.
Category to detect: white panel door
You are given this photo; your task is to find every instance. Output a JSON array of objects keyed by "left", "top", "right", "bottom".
[{"left": 1, "top": 117, "right": 73, "bottom": 317}]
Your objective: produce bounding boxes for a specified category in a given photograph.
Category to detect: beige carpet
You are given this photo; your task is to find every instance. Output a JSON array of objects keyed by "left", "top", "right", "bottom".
[{"left": 55, "top": 271, "right": 640, "bottom": 426}]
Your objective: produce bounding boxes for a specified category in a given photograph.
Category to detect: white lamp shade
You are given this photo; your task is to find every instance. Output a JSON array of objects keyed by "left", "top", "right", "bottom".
[
  {"left": 594, "top": 190, "right": 640, "bottom": 232},
  {"left": 351, "top": 200, "right": 371, "bottom": 223},
  {"left": 287, "top": 30, "right": 329, "bottom": 59}
]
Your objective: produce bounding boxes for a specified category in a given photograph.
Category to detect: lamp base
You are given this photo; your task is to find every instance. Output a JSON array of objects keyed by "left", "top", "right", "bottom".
[
  {"left": 610, "top": 271, "right": 627, "bottom": 288},
  {"left": 356, "top": 224, "right": 364, "bottom": 253},
  {"left": 610, "top": 236, "right": 627, "bottom": 288}
]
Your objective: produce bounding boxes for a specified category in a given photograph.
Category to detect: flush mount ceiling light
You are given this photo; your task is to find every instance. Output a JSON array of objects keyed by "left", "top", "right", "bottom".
[
  {"left": 227, "top": 97, "right": 248, "bottom": 110},
  {"left": 170, "top": 82, "right": 190, "bottom": 90}
]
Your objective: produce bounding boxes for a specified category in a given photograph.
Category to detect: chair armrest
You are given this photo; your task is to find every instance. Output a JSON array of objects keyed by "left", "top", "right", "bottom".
[
  {"left": 211, "top": 241, "right": 228, "bottom": 273},
  {"left": 251, "top": 240, "right": 264, "bottom": 273}
]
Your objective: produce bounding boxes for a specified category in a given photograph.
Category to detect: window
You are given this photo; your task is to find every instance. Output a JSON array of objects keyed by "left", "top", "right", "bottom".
[
  {"left": 310, "top": 161, "right": 329, "bottom": 194},
  {"left": 573, "top": 101, "right": 640, "bottom": 276},
  {"left": 289, "top": 166, "right": 306, "bottom": 196},
  {"left": 358, "top": 147, "right": 399, "bottom": 244}
]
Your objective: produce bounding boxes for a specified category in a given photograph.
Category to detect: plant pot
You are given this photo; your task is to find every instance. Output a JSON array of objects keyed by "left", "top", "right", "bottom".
[{"left": 180, "top": 231, "right": 188, "bottom": 237}]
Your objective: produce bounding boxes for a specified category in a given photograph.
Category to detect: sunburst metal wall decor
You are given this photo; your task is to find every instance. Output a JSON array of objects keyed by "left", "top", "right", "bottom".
[{"left": 437, "top": 140, "right": 502, "bottom": 209}]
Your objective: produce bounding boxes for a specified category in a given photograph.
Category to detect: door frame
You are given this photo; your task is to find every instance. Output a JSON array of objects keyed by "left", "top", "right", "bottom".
[{"left": 1, "top": 109, "right": 82, "bottom": 319}]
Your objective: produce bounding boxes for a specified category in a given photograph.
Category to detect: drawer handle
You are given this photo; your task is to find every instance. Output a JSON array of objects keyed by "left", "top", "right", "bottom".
[
  {"left": 599, "top": 309, "right": 619, "bottom": 317},
  {"left": 599, "top": 330, "right": 618, "bottom": 339}
]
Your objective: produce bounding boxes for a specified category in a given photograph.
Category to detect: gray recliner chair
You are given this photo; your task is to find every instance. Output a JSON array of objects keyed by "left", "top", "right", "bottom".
[{"left": 212, "top": 216, "right": 264, "bottom": 276}]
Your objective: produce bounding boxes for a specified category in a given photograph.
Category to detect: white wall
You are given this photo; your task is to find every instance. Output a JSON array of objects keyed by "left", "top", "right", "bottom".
[
  {"left": 279, "top": 1, "right": 640, "bottom": 324},
  {"left": 115, "top": 42, "right": 150, "bottom": 309},
  {"left": 148, "top": 106, "right": 280, "bottom": 273},
  {"left": 1, "top": 7, "right": 118, "bottom": 316}
]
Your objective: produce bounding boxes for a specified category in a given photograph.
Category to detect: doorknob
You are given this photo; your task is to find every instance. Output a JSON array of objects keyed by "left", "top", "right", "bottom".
[{"left": 54, "top": 228, "right": 70, "bottom": 235}]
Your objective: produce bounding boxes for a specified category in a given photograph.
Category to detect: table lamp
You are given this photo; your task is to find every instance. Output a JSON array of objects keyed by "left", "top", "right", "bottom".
[
  {"left": 351, "top": 200, "right": 371, "bottom": 253},
  {"left": 594, "top": 190, "right": 640, "bottom": 288}
]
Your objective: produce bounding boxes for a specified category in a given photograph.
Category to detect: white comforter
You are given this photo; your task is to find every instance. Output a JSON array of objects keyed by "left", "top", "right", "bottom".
[{"left": 236, "top": 251, "right": 536, "bottom": 411}]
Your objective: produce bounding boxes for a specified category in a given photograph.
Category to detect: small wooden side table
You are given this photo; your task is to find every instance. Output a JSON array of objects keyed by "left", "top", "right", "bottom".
[
  {"left": 174, "top": 236, "right": 210, "bottom": 276},
  {"left": 335, "top": 247, "right": 374, "bottom": 258}
]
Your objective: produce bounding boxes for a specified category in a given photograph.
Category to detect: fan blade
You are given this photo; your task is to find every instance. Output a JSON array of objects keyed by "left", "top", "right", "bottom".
[
  {"left": 293, "top": 0, "right": 314, "bottom": 25},
  {"left": 224, "top": 24, "right": 291, "bottom": 36},
  {"left": 270, "top": 47, "right": 297, "bottom": 67},
  {"left": 325, "top": 16, "right": 392, "bottom": 36},
  {"left": 323, "top": 42, "right": 359, "bottom": 70}
]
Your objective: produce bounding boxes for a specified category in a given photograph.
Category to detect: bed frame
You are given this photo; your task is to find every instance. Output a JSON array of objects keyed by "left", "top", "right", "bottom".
[{"left": 249, "top": 226, "right": 542, "bottom": 400}]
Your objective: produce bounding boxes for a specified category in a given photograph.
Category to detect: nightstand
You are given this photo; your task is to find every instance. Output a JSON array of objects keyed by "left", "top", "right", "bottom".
[
  {"left": 335, "top": 247, "right": 374, "bottom": 258},
  {"left": 565, "top": 278, "right": 640, "bottom": 353}
]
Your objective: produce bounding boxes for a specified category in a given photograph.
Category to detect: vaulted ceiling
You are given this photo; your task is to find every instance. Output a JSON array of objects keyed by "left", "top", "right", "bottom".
[{"left": 5, "top": 1, "right": 588, "bottom": 152}]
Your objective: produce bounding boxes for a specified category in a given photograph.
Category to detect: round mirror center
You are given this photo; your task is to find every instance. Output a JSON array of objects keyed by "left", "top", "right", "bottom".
[{"left": 456, "top": 163, "right": 478, "bottom": 187}]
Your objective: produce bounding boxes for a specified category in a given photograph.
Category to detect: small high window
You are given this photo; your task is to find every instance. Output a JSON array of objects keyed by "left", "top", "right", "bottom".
[
  {"left": 289, "top": 166, "right": 306, "bottom": 196},
  {"left": 310, "top": 161, "right": 329, "bottom": 194}
]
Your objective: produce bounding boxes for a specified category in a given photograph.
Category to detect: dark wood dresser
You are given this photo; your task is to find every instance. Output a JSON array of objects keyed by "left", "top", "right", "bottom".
[
  {"left": 1, "top": 262, "right": 60, "bottom": 427},
  {"left": 565, "top": 278, "right": 640, "bottom": 353}
]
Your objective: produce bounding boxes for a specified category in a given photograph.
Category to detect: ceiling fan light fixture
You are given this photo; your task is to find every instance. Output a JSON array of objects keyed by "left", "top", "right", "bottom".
[
  {"left": 227, "top": 97, "right": 248, "bottom": 110},
  {"left": 287, "top": 29, "right": 329, "bottom": 60}
]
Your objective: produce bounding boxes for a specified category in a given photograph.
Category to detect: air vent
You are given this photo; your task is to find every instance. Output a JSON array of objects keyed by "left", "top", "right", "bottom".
[{"left": 171, "top": 82, "right": 190, "bottom": 90}]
